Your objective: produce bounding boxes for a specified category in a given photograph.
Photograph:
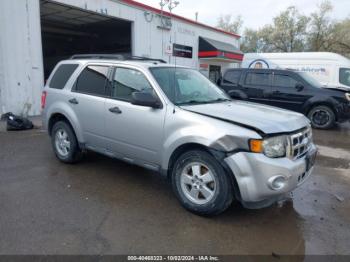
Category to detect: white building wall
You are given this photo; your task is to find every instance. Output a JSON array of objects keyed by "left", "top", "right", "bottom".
[
  {"left": 56, "top": 0, "right": 240, "bottom": 64},
  {"left": 0, "top": 0, "right": 44, "bottom": 116},
  {"left": 0, "top": 0, "right": 240, "bottom": 116}
]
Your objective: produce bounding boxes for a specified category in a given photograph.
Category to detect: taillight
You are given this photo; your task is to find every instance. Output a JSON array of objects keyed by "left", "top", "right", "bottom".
[{"left": 41, "top": 91, "right": 47, "bottom": 109}]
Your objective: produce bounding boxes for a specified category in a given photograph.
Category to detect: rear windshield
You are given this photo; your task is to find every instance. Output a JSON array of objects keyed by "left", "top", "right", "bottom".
[
  {"left": 49, "top": 64, "right": 79, "bottom": 89},
  {"left": 339, "top": 68, "right": 350, "bottom": 87}
]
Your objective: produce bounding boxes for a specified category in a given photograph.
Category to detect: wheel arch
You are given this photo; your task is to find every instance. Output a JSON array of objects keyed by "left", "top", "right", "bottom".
[
  {"left": 227, "top": 89, "right": 248, "bottom": 100},
  {"left": 49, "top": 113, "right": 69, "bottom": 135},
  {"left": 48, "top": 111, "right": 83, "bottom": 143},
  {"left": 304, "top": 101, "right": 338, "bottom": 121},
  {"left": 167, "top": 143, "right": 209, "bottom": 177}
]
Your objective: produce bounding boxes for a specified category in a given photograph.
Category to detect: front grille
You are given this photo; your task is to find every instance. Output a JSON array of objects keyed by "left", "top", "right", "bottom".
[{"left": 288, "top": 127, "right": 312, "bottom": 160}]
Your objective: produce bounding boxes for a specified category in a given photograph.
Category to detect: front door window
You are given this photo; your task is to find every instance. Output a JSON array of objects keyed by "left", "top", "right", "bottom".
[{"left": 340, "top": 68, "right": 350, "bottom": 87}]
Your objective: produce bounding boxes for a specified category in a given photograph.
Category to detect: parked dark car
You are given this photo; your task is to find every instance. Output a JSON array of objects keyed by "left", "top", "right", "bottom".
[{"left": 218, "top": 68, "right": 350, "bottom": 129}]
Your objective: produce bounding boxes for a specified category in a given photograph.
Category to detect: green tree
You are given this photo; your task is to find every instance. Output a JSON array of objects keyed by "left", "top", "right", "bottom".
[
  {"left": 262, "top": 6, "right": 310, "bottom": 52},
  {"left": 240, "top": 29, "right": 262, "bottom": 53},
  {"left": 240, "top": 6, "right": 310, "bottom": 53},
  {"left": 217, "top": 14, "right": 243, "bottom": 35},
  {"left": 329, "top": 19, "right": 350, "bottom": 57},
  {"left": 308, "top": 1, "right": 334, "bottom": 51},
  {"left": 221, "top": 1, "right": 350, "bottom": 57}
]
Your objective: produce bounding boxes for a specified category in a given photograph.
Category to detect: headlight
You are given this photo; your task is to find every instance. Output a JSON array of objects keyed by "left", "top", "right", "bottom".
[
  {"left": 250, "top": 135, "right": 288, "bottom": 158},
  {"left": 345, "top": 93, "right": 350, "bottom": 102},
  {"left": 263, "top": 136, "right": 288, "bottom": 158}
]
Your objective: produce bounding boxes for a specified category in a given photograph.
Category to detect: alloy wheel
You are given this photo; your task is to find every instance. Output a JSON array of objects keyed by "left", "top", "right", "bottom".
[
  {"left": 311, "top": 109, "right": 330, "bottom": 127},
  {"left": 180, "top": 162, "right": 217, "bottom": 205},
  {"left": 54, "top": 129, "right": 71, "bottom": 157}
]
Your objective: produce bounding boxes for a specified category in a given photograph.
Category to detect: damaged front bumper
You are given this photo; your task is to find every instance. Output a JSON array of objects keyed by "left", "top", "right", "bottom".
[{"left": 224, "top": 143, "right": 317, "bottom": 209}]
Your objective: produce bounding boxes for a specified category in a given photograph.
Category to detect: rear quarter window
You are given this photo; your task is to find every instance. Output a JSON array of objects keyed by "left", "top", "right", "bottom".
[{"left": 49, "top": 64, "right": 79, "bottom": 89}]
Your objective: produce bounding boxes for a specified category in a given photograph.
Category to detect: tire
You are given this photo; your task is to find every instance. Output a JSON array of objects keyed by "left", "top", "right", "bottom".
[
  {"left": 171, "top": 150, "right": 234, "bottom": 216},
  {"left": 307, "top": 105, "right": 336, "bottom": 129},
  {"left": 51, "top": 121, "right": 83, "bottom": 163}
]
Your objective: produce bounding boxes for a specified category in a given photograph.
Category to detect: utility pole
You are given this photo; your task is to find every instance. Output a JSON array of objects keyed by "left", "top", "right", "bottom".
[
  {"left": 159, "top": 0, "right": 169, "bottom": 56},
  {"left": 159, "top": 0, "right": 179, "bottom": 63}
]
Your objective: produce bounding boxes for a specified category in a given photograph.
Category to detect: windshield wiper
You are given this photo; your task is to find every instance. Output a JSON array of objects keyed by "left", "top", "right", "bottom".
[
  {"left": 176, "top": 100, "right": 206, "bottom": 105},
  {"left": 176, "top": 98, "right": 231, "bottom": 106},
  {"left": 206, "top": 98, "right": 231, "bottom": 103}
]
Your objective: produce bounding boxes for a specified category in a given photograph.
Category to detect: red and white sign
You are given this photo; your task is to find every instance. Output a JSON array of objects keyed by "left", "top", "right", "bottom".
[{"left": 165, "top": 43, "right": 173, "bottom": 55}]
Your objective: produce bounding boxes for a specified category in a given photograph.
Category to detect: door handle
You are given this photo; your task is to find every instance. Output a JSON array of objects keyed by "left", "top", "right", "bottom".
[
  {"left": 69, "top": 98, "right": 79, "bottom": 105},
  {"left": 109, "top": 106, "right": 122, "bottom": 114}
]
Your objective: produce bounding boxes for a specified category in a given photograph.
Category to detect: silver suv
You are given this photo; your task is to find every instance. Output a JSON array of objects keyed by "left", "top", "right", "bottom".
[{"left": 42, "top": 55, "right": 317, "bottom": 215}]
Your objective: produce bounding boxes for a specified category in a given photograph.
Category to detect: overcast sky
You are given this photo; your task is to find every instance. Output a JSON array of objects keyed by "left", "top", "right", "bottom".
[{"left": 135, "top": 0, "right": 350, "bottom": 33}]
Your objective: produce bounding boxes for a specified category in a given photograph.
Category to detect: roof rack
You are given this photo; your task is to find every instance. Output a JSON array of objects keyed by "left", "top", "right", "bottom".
[
  {"left": 129, "top": 56, "right": 167, "bottom": 64},
  {"left": 70, "top": 54, "right": 125, "bottom": 60},
  {"left": 70, "top": 54, "right": 167, "bottom": 63}
]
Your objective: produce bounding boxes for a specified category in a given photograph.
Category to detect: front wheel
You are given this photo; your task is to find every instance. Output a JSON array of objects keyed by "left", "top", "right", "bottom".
[
  {"left": 307, "top": 105, "right": 336, "bottom": 129},
  {"left": 171, "top": 150, "right": 234, "bottom": 216}
]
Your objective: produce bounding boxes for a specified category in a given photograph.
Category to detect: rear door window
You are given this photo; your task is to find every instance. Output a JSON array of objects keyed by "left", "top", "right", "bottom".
[
  {"left": 223, "top": 70, "right": 241, "bottom": 84},
  {"left": 74, "top": 65, "right": 109, "bottom": 96},
  {"left": 272, "top": 74, "right": 298, "bottom": 88},
  {"left": 245, "top": 72, "right": 271, "bottom": 86},
  {"left": 49, "top": 64, "right": 79, "bottom": 89}
]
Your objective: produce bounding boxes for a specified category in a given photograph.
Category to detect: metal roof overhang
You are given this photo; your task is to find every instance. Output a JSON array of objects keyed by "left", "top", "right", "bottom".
[{"left": 198, "top": 37, "right": 244, "bottom": 62}]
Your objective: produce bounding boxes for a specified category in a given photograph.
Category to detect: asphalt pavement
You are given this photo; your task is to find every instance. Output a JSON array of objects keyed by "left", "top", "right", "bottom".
[{"left": 0, "top": 118, "right": 349, "bottom": 255}]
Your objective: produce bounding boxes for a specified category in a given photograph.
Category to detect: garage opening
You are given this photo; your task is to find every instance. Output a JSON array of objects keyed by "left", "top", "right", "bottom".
[{"left": 40, "top": 0, "right": 132, "bottom": 79}]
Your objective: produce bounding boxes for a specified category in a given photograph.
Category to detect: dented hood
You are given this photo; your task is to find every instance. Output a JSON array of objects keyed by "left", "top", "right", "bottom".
[{"left": 181, "top": 100, "right": 310, "bottom": 135}]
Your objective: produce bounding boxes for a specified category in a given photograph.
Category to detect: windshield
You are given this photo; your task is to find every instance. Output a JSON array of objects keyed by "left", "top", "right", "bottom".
[
  {"left": 297, "top": 71, "right": 322, "bottom": 87},
  {"left": 339, "top": 68, "right": 350, "bottom": 87},
  {"left": 150, "top": 67, "right": 230, "bottom": 105}
]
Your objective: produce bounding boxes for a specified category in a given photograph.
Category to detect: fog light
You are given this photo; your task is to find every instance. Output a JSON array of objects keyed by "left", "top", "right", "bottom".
[{"left": 268, "top": 176, "right": 286, "bottom": 190}]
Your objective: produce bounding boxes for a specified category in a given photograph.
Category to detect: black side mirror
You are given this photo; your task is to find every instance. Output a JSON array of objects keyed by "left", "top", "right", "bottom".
[
  {"left": 295, "top": 83, "right": 304, "bottom": 91},
  {"left": 131, "top": 91, "right": 162, "bottom": 109}
]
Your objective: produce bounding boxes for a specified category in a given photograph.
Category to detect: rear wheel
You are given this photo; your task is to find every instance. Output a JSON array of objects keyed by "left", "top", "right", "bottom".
[
  {"left": 171, "top": 150, "right": 234, "bottom": 216},
  {"left": 307, "top": 105, "right": 335, "bottom": 129},
  {"left": 51, "top": 121, "right": 83, "bottom": 163}
]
